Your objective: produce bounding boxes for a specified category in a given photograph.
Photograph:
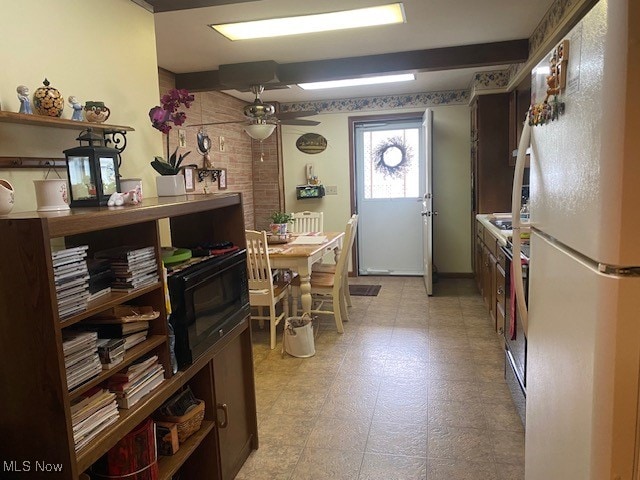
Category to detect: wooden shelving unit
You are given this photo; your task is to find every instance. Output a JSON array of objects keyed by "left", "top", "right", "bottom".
[
  {"left": 0, "top": 110, "right": 135, "bottom": 169},
  {"left": 0, "top": 110, "right": 134, "bottom": 132},
  {"left": 0, "top": 194, "right": 257, "bottom": 480}
]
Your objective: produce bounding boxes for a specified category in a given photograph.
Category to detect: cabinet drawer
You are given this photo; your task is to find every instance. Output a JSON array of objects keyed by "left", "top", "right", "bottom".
[{"left": 483, "top": 229, "right": 498, "bottom": 256}]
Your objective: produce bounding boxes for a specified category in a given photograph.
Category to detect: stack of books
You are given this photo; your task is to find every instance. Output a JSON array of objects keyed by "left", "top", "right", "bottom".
[
  {"left": 86, "top": 258, "right": 114, "bottom": 302},
  {"left": 82, "top": 305, "right": 157, "bottom": 353},
  {"left": 71, "top": 388, "right": 119, "bottom": 452},
  {"left": 95, "top": 246, "right": 159, "bottom": 291},
  {"left": 53, "top": 245, "right": 90, "bottom": 319},
  {"left": 63, "top": 331, "right": 102, "bottom": 390},
  {"left": 96, "top": 338, "right": 126, "bottom": 370},
  {"left": 108, "top": 355, "right": 165, "bottom": 409}
]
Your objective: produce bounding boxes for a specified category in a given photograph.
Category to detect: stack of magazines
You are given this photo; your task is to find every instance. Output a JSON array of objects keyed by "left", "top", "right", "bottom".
[
  {"left": 108, "top": 355, "right": 165, "bottom": 409},
  {"left": 71, "top": 388, "right": 119, "bottom": 452},
  {"left": 63, "top": 331, "right": 102, "bottom": 390},
  {"left": 52, "top": 245, "right": 90, "bottom": 319},
  {"left": 95, "top": 246, "right": 159, "bottom": 291}
]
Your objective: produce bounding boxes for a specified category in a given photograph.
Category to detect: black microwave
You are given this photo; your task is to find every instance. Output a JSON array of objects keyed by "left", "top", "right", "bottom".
[{"left": 168, "top": 249, "right": 250, "bottom": 368}]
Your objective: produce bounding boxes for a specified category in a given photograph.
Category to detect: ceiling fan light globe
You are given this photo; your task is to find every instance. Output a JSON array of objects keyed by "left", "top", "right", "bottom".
[{"left": 244, "top": 123, "right": 276, "bottom": 141}]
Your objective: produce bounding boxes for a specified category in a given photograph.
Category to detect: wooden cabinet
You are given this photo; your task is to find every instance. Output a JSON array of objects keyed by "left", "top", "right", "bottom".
[
  {"left": 508, "top": 76, "right": 532, "bottom": 167},
  {"left": 213, "top": 328, "right": 257, "bottom": 480},
  {"left": 475, "top": 218, "right": 507, "bottom": 335},
  {"left": 470, "top": 93, "right": 513, "bottom": 216},
  {"left": 0, "top": 194, "right": 257, "bottom": 479}
]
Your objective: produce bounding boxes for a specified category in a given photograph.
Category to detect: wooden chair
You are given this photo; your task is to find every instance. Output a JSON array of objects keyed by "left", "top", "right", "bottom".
[
  {"left": 245, "top": 230, "right": 290, "bottom": 349},
  {"left": 292, "top": 216, "right": 357, "bottom": 333},
  {"left": 290, "top": 211, "right": 324, "bottom": 233},
  {"left": 313, "top": 214, "right": 358, "bottom": 307}
]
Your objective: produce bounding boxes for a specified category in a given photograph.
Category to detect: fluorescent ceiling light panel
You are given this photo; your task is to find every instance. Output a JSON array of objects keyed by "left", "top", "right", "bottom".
[
  {"left": 298, "top": 74, "right": 415, "bottom": 90},
  {"left": 211, "top": 3, "right": 405, "bottom": 41}
]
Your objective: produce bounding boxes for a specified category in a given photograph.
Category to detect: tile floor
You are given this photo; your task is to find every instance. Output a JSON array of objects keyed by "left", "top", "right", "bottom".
[{"left": 236, "top": 277, "right": 525, "bottom": 480}]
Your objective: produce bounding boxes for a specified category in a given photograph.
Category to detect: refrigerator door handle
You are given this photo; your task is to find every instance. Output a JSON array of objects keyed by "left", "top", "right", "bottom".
[{"left": 511, "top": 116, "right": 532, "bottom": 334}]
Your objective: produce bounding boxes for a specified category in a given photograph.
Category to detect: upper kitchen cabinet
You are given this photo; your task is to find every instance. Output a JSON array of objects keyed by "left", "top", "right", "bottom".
[
  {"left": 471, "top": 93, "right": 513, "bottom": 215},
  {"left": 508, "top": 75, "right": 532, "bottom": 167}
]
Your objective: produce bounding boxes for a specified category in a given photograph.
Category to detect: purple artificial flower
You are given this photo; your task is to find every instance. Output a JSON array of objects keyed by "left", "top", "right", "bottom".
[{"left": 150, "top": 88, "right": 194, "bottom": 134}]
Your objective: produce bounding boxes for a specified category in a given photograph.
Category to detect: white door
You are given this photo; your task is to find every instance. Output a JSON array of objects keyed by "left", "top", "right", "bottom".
[
  {"left": 422, "top": 109, "right": 434, "bottom": 295},
  {"left": 355, "top": 118, "right": 424, "bottom": 275}
]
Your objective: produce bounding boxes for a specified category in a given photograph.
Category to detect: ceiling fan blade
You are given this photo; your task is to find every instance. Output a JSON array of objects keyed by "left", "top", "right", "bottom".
[
  {"left": 280, "top": 118, "right": 321, "bottom": 126},
  {"left": 187, "top": 120, "right": 245, "bottom": 127},
  {"left": 277, "top": 110, "right": 318, "bottom": 120}
]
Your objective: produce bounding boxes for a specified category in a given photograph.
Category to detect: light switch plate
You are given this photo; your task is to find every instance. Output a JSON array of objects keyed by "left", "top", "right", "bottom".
[
  {"left": 178, "top": 129, "right": 186, "bottom": 147},
  {"left": 325, "top": 185, "right": 338, "bottom": 195},
  {"left": 219, "top": 136, "right": 226, "bottom": 152}
]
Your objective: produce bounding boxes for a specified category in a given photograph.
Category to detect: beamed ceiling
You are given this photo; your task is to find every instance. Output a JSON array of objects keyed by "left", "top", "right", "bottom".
[{"left": 143, "top": 0, "right": 557, "bottom": 103}]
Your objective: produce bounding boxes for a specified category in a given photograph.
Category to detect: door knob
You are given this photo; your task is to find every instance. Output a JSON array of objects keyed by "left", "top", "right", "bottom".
[{"left": 433, "top": 211, "right": 439, "bottom": 216}]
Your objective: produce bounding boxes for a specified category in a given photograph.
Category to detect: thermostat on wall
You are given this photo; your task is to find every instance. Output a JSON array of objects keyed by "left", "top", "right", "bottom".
[{"left": 296, "top": 184, "right": 325, "bottom": 199}]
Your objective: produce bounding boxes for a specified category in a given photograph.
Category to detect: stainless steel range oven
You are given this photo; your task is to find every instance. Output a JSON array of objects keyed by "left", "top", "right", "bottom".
[{"left": 501, "top": 243, "right": 529, "bottom": 425}]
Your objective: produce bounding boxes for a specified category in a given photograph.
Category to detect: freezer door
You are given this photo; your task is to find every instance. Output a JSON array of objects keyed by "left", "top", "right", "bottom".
[
  {"left": 529, "top": 0, "right": 640, "bottom": 266},
  {"left": 526, "top": 232, "right": 640, "bottom": 479}
]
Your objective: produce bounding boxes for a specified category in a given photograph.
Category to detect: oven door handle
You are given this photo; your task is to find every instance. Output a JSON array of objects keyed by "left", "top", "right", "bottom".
[{"left": 510, "top": 115, "right": 531, "bottom": 335}]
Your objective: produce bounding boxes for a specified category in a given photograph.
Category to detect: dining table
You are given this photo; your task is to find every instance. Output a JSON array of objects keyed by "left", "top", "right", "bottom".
[{"left": 268, "top": 231, "right": 344, "bottom": 316}]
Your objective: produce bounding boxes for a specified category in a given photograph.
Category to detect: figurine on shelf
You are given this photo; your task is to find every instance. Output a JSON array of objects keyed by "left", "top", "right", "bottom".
[
  {"left": 16, "top": 85, "right": 32, "bottom": 114},
  {"left": 107, "top": 189, "right": 141, "bottom": 207},
  {"left": 68, "top": 96, "right": 83, "bottom": 121}
]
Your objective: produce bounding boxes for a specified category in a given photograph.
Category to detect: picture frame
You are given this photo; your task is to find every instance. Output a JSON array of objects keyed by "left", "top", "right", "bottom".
[
  {"left": 182, "top": 166, "right": 196, "bottom": 193},
  {"left": 218, "top": 168, "right": 227, "bottom": 190}
]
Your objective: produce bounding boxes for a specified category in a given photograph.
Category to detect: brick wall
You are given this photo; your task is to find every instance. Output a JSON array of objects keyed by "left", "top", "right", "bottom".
[{"left": 157, "top": 69, "right": 285, "bottom": 230}]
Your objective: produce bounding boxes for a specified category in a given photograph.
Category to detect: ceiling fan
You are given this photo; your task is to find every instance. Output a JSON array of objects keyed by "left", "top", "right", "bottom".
[{"left": 190, "top": 84, "right": 319, "bottom": 134}]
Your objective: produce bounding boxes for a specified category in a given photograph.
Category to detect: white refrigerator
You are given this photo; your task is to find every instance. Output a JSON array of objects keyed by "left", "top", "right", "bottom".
[{"left": 510, "top": 0, "right": 640, "bottom": 478}]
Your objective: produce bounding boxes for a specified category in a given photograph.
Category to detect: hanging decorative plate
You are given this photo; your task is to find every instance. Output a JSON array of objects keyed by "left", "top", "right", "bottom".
[{"left": 296, "top": 133, "right": 327, "bottom": 154}]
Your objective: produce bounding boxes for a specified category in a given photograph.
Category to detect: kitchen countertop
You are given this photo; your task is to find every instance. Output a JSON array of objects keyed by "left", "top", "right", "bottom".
[{"left": 476, "top": 213, "right": 512, "bottom": 246}]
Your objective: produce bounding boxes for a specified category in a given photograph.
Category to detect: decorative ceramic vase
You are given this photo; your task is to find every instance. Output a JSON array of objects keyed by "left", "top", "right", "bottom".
[
  {"left": 84, "top": 101, "right": 111, "bottom": 123},
  {"left": 33, "top": 179, "right": 70, "bottom": 211},
  {"left": 156, "top": 175, "right": 186, "bottom": 197},
  {"left": 33, "top": 79, "right": 64, "bottom": 117},
  {"left": 270, "top": 223, "right": 288, "bottom": 236},
  {"left": 0, "top": 179, "right": 15, "bottom": 215}
]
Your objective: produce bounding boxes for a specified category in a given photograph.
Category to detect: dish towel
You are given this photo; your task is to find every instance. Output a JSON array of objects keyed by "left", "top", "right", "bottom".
[{"left": 509, "top": 257, "right": 528, "bottom": 340}]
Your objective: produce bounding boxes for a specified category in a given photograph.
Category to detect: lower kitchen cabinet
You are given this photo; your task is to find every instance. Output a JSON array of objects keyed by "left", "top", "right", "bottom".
[
  {"left": 213, "top": 321, "right": 258, "bottom": 480},
  {"left": 178, "top": 318, "right": 258, "bottom": 480},
  {"left": 475, "top": 217, "right": 508, "bottom": 335}
]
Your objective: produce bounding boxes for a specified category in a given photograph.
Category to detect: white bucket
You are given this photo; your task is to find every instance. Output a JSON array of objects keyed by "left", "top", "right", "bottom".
[
  {"left": 120, "top": 178, "right": 143, "bottom": 200},
  {"left": 283, "top": 316, "right": 315, "bottom": 358},
  {"left": 34, "top": 179, "right": 70, "bottom": 211}
]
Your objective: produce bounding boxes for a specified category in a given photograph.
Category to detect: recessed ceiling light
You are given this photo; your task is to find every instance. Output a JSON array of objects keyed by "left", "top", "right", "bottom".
[
  {"left": 210, "top": 3, "right": 405, "bottom": 41},
  {"left": 298, "top": 74, "right": 415, "bottom": 90}
]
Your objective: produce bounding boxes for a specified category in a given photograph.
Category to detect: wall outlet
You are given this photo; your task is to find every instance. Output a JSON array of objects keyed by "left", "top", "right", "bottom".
[
  {"left": 325, "top": 185, "right": 338, "bottom": 195},
  {"left": 219, "top": 136, "right": 225, "bottom": 152}
]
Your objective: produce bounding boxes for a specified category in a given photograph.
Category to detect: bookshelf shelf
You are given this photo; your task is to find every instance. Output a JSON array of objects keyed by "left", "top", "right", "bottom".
[
  {"left": 59, "top": 283, "right": 162, "bottom": 329},
  {"left": 68, "top": 335, "right": 167, "bottom": 402},
  {"left": 158, "top": 421, "right": 215, "bottom": 479}
]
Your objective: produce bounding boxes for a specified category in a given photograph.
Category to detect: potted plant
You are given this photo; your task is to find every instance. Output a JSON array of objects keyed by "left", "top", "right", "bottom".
[
  {"left": 149, "top": 88, "right": 194, "bottom": 196},
  {"left": 269, "top": 211, "right": 293, "bottom": 236}
]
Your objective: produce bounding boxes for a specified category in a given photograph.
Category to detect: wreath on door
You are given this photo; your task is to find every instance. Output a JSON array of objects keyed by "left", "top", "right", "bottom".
[{"left": 373, "top": 136, "right": 413, "bottom": 178}]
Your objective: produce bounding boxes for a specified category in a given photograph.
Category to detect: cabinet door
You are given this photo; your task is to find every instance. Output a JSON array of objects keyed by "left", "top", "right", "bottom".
[
  {"left": 212, "top": 325, "right": 257, "bottom": 480},
  {"left": 482, "top": 245, "right": 492, "bottom": 309}
]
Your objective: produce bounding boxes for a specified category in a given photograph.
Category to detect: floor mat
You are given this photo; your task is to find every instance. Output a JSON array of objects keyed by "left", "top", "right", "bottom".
[{"left": 349, "top": 284, "right": 381, "bottom": 296}]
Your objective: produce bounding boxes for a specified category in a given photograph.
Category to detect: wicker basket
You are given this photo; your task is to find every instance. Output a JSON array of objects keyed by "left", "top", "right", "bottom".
[{"left": 156, "top": 399, "right": 205, "bottom": 443}]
